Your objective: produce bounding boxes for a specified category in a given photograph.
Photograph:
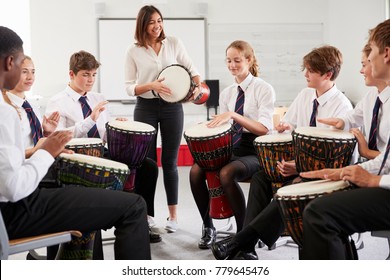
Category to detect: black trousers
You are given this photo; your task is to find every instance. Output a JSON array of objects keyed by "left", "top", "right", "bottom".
[
  {"left": 301, "top": 187, "right": 390, "bottom": 259},
  {"left": 134, "top": 97, "right": 183, "bottom": 205},
  {"left": 1, "top": 186, "right": 151, "bottom": 260}
]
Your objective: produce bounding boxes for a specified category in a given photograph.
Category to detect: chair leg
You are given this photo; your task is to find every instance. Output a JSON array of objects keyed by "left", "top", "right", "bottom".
[{"left": 215, "top": 218, "right": 234, "bottom": 238}]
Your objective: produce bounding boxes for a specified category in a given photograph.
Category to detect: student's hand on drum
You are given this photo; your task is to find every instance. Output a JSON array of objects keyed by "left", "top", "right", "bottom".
[
  {"left": 154, "top": 77, "right": 172, "bottom": 96},
  {"left": 277, "top": 160, "right": 298, "bottom": 177},
  {"left": 350, "top": 128, "right": 369, "bottom": 156},
  {"left": 317, "top": 118, "right": 345, "bottom": 129},
  {"left": 300, "top": 168, "right": 342, "bottom": 181},
  {"left": 115, "top": 117, "right": 128, "bottom": 121},
  {"left": 42, "top": 112, "right": 60, "bottom": 136},
  {"left": 40, "top": 130, "right": 73, "bottom": 158},
  {"left": 340, "top": 165, "right": 381, "bottom": 188},
  {"left": 207, "top": 112, "right": 232, "bottom": 127},
  {"left": 275, "top": 122, "right": 291, "bottom": 133},
  {"left": 91, "top": 101, "right": 108, "bottom": 122}
]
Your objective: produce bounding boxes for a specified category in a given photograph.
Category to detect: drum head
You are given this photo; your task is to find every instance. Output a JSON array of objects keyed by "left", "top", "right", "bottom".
[
  {"left": 155, "top": 64, "right": 192, "bottom": 103},
  {"left": 294, "top": 127, "right": 355, "bottom": 139},
  {"left": 184, "top": 122, "right": 232, "bottom": 138},
  {"left": 276, "top": 179, "right": 350, "bottom": 198},
  {"left": 254, "top": 132, "right": 292, "bottom": 144},
  {"left": 58, "top": 153, "right": 129, "bottom": 172},
  {"left": 66, "top": 138, "right": 103, "bottom": 147},
  {"left": 107, "top": 120, "right": 155, "bottom": 133}
]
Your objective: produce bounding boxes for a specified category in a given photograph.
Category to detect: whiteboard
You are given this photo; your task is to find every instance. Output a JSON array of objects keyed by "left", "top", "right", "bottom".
[
  {"left": 208, "top": 23, "right": 324, "bottom": 106},
  {"left": 98, "top": 18, "right": 206, "bottom": 101}
]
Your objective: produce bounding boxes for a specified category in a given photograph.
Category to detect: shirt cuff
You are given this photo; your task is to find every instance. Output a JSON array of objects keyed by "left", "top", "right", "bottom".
[{"left": 379, "top": 175, "right": 390, "bottom": 190}]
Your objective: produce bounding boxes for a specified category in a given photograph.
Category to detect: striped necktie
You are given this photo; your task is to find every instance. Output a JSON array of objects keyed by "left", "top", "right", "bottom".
[
  {"left": 368, "top": 97, "right": 381, "bottom": 151},
  {"left": 79, "top": 96, "right": 100, "bottom": 139},
  {"left": 309, "top": 99, "right": 319, "bottom": 127},
  {"left": 378, "top": 136, "right": 390, "bottom": 175},
  {"left": 232, "top": 86, "right": 244, "bottom": 148},
  {"left": 22, "top": 100, "right": 43, "bottom": 146}
]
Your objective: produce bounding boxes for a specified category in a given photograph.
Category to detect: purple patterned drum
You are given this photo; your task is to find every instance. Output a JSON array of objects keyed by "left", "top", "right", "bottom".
[{"left": 106, "top": 120, "right": 156, "bottom": 192}]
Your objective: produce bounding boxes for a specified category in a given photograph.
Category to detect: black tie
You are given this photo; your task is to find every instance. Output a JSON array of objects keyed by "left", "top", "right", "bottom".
[
  {"left": 22, "top": 100, "right": 43, "bottom": 145},
  {"left": 378, "top": 136, "right": 390, "bottom": 175},
  {"left": 368, "top": 97, "right": 381, "bottom": 151},
  {"left": 79, "top": 96, "right": 100, "bottom": 139},
  {"left": 309, "top": 99, "right": 319, "bottom": 127},
  {"left": 233, "top": 86, "right": 244, "bottom": 148}
]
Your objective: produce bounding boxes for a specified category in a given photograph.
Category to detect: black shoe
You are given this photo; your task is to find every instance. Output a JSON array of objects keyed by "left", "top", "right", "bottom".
[
  {"left": 198, "top": 227, "right": 216, "bottom": 249},
  {"left": 232, "top": 250, "right": 258, "bottom": 260},
  {"left": 211, "top": 237, "right": 240, "bottom": 260},
  {"left": 149, "top": 230, "right": 162, "bottom": 243}
]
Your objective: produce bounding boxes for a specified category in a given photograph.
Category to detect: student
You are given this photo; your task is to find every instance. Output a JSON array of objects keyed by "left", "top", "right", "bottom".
[
  {"left": 124, "top": 5, "right": 202, "bottom": 233},
  {"left": 318, "top": 44, "right": 390, "bottom": 160},
  {"left": 45, "top": 50, "right": 161, "bottom": 243},
  {"left": 0, "top": 25, "right": 151, "bottom": 260},
  {"left": 190, "top": 40, "right": 275, "bottom": 249},
  {"left": 2, "top": 56, "right": 59, "bottom": 158},
  {"left": 211, "top": 45, "right": 352, "bottom": 260},
  {"left": 297, "top": 18, "right": 390, "bottom": 259}
]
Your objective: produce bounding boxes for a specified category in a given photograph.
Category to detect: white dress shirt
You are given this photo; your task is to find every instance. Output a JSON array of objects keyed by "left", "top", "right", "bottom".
[
  {"left": 360, "top": 131, "right": 390, "bottom": 190},
  {"left": 341, "top": 86, "right": 390, "bottom": 152},
  {"left": 5, "top": 91, "right": 42, "bottom": 149},
  {"left": 124, "top": 36, "right": 200, "bottom": 99},
  {"left": 219, "top": 73, "right": 275, "bottom": 131},
  {"left": 282, "top": 85, "right": 353, "bottom": 129},
  {"left": 45, "top": 85, "right": 109, "bottom": 142},
  {"left": 0, "top": 103, "right": 54, "bottom": 202}
]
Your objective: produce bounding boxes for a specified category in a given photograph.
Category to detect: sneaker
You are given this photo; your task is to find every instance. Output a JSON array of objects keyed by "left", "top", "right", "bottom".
[
  {"left": 165, "top": 218, "right": 178, "bottom": 233},
  {"left": 147, "top": 216, "right": 156, "bottom": 228}
]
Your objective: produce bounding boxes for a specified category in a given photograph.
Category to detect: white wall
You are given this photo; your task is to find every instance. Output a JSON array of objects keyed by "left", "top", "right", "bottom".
[{"left": 28, "top": 0, "right": 386, "bottom": 110}]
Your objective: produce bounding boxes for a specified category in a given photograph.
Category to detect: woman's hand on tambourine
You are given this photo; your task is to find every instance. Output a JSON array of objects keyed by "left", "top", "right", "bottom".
[
  {"left": 207, "top": 112, "right": 232, "bottom": 128},
  {"left": 153, "top": 77, "right": 172, "bottom": 96}
]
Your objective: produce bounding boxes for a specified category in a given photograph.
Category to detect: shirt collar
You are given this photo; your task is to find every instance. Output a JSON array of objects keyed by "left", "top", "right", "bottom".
[
  {"left": 5, "top": 91, "right": 25, "bottom": 107},
  {"left": 315, "top": 84, "right": 339, "bottom": 106},
  {"left": 235, "top": 73, "right": 254, "bottom": 92},
  {"left": 378, "top": 86, "right": 390, "bottom": 103},
  {"left": 65, "top": 84, "right": 88, "bottom": 102}
]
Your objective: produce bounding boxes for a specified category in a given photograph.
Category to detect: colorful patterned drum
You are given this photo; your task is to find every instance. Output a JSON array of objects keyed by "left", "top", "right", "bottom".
[
  {"left": 56, "top": 153, "right": 129, "bottom": 190},
  {"left": 184, "top": 121, "right": 233, "bottom": 219},
  {"left": 55, "top": 153, "right": 129, "bottom": 260},
  {"left": 275, "top": 179, "right": 351, "bottom": 248},
  {"left": 106, "top": 120, "right": 156, "bottom": 192},
  {"left": 292, "top": 127, "right": 356, "bottom": 173},
  {"left": 253, "top": 132, "right": 295, "bottom": 193},
  {"left": 65, "top": 138, "right": 104, "bottom": 158}
]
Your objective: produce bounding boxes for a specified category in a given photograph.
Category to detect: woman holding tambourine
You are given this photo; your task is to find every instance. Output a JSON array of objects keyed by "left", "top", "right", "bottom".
[{"left": 124, "top": 5, "right": 202, "bottom": 233}]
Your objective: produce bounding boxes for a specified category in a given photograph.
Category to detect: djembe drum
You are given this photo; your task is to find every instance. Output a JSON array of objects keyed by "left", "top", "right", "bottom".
[
  {"left": 292, "top": 127, "right": 357, "bottom": 173},
  {"left": 65, "top": 138, "right": 104, "bottom": 158},
  {"left": 106, "top": 120, "right": 156, "bottom": 192},
  {"left": 152, "top": 64, "right": 196, "bottom": 103},
  {"left": 275, "top": 179, "right": 351, "bottom": 248},
  {"left": 55, "top": 153, "right": 129, "bottom": 259},
  {"left": 253, "top": 132, "right": 295, "bottom": 194},
  {"left": 184, "top": 122, "right": 233, "bottom": 219}
]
